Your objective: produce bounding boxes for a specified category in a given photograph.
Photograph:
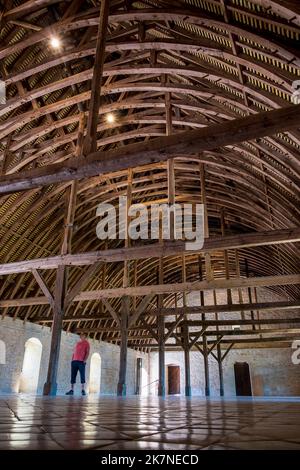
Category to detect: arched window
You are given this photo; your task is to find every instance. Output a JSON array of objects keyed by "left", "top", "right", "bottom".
[
  {"left": 0, "top": 340, "right": 5, "bottom": 365},
  {"left": 19, "top": 338, "right": 42, "bottom": 394},
  {"left": 89, "top": 353, "right": 101, "bottom": 394}
]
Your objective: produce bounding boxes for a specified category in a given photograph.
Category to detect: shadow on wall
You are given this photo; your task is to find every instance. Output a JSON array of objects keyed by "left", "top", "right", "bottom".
[
  {"left": 18, "top": 338, "right": 42, "bottom": 394},
  {"left": 89, "top": 352, "right": 101, "bottom": 394}
]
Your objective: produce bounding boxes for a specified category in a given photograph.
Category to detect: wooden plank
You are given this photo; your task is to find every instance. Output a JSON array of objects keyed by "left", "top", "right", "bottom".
[
  {"left": 1, "top": 104, "right": 300, "bottom": 193},
  {"left": 0, "top": 227, "right": 299, "bottom": 275}
]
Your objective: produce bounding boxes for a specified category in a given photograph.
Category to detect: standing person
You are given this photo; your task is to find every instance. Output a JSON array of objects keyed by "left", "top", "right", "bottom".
[{"left": 66, "top": 332, "right": 90, "bottom": 396}]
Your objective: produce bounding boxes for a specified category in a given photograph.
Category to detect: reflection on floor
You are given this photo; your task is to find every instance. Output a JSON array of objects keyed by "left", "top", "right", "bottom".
[{"left": 0, "top": 395, "right": 300, "bottom": 450}]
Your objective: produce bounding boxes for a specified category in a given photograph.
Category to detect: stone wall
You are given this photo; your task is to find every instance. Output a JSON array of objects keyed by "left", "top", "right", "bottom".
[
  {"left": 0, "top": 316, "right": 149, "bottom": 395},
  {"left": 149, "top": 287, "right": 300, "bottom": 397},
  {"left": 149, "top": 348, "right": 300, "bottom": 397}
]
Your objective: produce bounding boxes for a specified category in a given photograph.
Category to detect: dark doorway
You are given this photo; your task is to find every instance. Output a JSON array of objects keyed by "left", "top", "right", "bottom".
[
  {"left": 168, "top": 365, "right": 180, "bottom": 395},
  {"left": 234, "top": 362, "right": 252, "bottom": 396}
]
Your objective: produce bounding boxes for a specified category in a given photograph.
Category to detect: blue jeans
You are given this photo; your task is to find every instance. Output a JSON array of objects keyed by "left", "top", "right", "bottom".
[{"left": 71, "top": 360, "right": 86, "bottom": 384}]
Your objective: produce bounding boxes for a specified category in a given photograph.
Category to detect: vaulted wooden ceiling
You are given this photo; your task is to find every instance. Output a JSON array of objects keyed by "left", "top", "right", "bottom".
[{"left": 0, "top": 0, "right": 299, "bottom": 349}]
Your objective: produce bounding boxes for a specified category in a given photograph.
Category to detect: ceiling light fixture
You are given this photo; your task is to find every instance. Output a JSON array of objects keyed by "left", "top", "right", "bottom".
[
  {"left": 50, "top": 36, "right": 61, "bottom": 49},
  {"left": 106, "top": 113, "right": 115, "bottom": 124}
]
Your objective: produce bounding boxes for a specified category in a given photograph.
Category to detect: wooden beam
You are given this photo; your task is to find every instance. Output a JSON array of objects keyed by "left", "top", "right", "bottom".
[
  {"left": 128, "top": 293, "right": 156, "bottom": 327},
  {"left": 0, "top": 227, "right": 299, "bottom": 275},
  {"left": 101, "top": 298, "right": 120, "bottom": 326},
  {"left": 31, "top": 269, "right": 54, "bottom": 308},
  {"left": 1, "top": 275, "right": 299, "bottom": 307},
  {"left": 64, "top": 262, "right": 102, "bottom": 310},
  {"left": 1, "top": 104, "right": 300, "bottom": 193}
]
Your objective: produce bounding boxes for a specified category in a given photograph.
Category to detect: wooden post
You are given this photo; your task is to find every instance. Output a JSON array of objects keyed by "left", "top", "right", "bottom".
[
  {"left": 136, "top": 357, "right": 142, "bottom": 395},
  {"left": 213, "top": 289, "right": 224, "bottom": 396},
  {"left": 235, "top": 249, "right": 245, "bottom": 320},
  {"left": 183, "top": 321, "right": 191, "bottom": 396},
  {"left": 157, "top": 255, "right": 165, "bottom": 396},
  {"left": 217, "top": 342, "right": 225, "bottom": 397},
  {"left": 245, "top": 259, "right": 255, "bottom": 330},
  {"left": 203, "top": 333, "right": 210, "bottom": 396},
  {"left": 182, "top": 254, "right": 191, "bottom": 396},
  {"left": 43, "top": 116, "right": 84, "bottom": 395},
  {"left": 221, "top": 209, "right": 232, "bottom": 305},
  {"left": 43, "top": 265, "right": 67, "bottom": 395},
  {"left": 83, "top": 0, "right": 109, "bottom": 155},
  {"left": 199, "top": 163, "right": 211, "bottom": 396},
  {"left": 117, "top": 169, "right": 132, "bottom": 395},
  {"left": 117, "top": 296, "right": 129, "bottom": 396}
]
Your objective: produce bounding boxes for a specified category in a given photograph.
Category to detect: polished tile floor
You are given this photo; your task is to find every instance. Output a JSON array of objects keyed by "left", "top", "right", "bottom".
[{"left": 0, "top": 395, "right": 300, "bottom": 450}]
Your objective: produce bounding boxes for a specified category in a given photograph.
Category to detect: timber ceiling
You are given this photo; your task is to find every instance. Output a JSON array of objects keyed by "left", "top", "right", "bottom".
[{"left": 0, "top": 0, "right": 299, "bottom": 349}]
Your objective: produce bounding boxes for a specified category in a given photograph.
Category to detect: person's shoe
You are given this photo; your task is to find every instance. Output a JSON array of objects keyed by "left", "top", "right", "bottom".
[
  {"left": 65, "top": 389, "right": 74, "bottom": 395},
  {"left": 81, "top": 390, "right": 86, "bottom": 396}
]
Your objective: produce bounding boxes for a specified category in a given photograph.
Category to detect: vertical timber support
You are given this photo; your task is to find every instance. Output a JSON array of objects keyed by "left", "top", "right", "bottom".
[
  {"left": 83, "top": 0, "right": 110, "bottom": 155},
  {"left": 136, "top": 357, "right": 142, "bottom": 395},
  {"left": 157, "top": 255, "right": 165, "bottom": 396},
  {"left": 117, "top": 296, "right": 129, "bottom": 396},
  {"left": 217, "top": 343, "right": 224, "bottom": 396},
  {"left": 183, "top": 322, "right": 191, "bottom": 396},
  {"left": 43, "top": 115, "right": 85, "bottom": 395},
  {"left": 199, "top": 163, "right": 211, "bottom": 396},
  {"left": 245, "top": 259, "right": 255, "bottom": 330},
  {"left": 220, "top": 209, "right": 232, "bottom": 305},
  {"left": 117, "top": 170, "right": 132, "bottom": 396},
  {"left": 43, "top": 265, "right": 67, "bottom": 395},
  {"left": 202, "top": 334, "right": 210, "bottom": 397},
  {"left": 213, "top": 290, "right": 224, "bottom": 396},
  {"left": 182, "top": 254, "right": 191, "bottom": 396}
]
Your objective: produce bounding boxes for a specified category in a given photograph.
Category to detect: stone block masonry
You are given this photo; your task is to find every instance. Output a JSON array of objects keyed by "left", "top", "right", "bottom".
[
  {"left": 150, "top": 348, "right": 300, "bottom": 397},
  {"left": 0, "top": 316, "right": 149, "bottom": 395}
]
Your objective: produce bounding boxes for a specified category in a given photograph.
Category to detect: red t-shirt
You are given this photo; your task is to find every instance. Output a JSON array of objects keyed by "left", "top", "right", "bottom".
[{"left": 72, "top": 339, "right": 90, "bottom": 362}]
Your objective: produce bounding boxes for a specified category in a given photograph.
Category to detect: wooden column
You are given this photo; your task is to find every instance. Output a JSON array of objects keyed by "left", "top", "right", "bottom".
[
  {"left": 199, "top": 163, "right": 211, "bottom": 396},
  {"left": 213, "top": 290, "right": 224, "bottom": 396},
  {"left": 245, "top": 259, "right": 255, "bottom": 330},
  {"left": 235, "top": 249, "right": 245, "bottom": 320},
  {"left": 157, "top": 255, "right": 165, "bottom": 396},
  {"left": 43, "top": 265, "right": 66, "bottom": 395},
  {"left": 182, "top": 254, "right": 191, "bottom": 396},
  {"left": 217, "top": 343, "right": 224, "bottom": 396},
  {"left": 43, "top": 115, "right": 84, "bottom": 395},
  {"left": 183, "top": 321, "right": 191, "bottom": 396},
  {"left": 83, "top": 0, "right": 109, "bottom": 155},
  {"left": 136, "top": 357, "right": 142, "bottom": 395},
  {"left": 117, "top": 296, "right": 129, "bottom": 396},
  {"left": 202, "top": 333, "right": 210, "bottom": 397},
  {"left": 220, "top": 209, "right": 232, "bottom": 305},
  {"left": 117, "top": 170, "right": 132, "bottom": 396}
]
